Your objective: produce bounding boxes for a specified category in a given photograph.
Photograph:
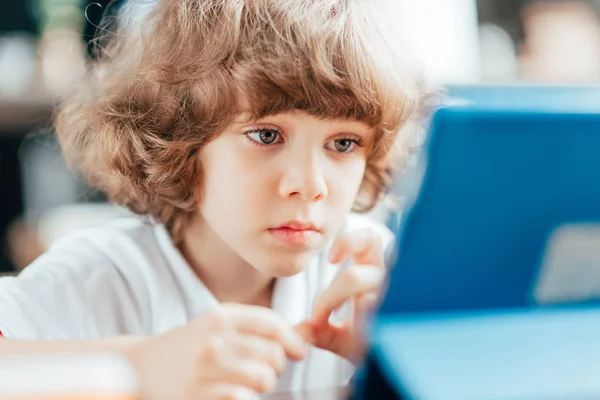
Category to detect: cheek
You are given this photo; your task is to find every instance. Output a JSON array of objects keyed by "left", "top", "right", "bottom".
[
  {"left": 198, "top": 140, "right": 267, "bottom": 228},
  {"left": 331, "top": 159, "right": 367, "bottom": 205}
]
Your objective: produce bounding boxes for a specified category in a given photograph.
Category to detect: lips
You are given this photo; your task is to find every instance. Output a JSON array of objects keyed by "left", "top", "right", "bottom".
[
  {"left": 278, "top": 221, "right": 320, "bottom": 231},
  {"left": 268, "top": 221, "right": 322, "bottom": 246}
]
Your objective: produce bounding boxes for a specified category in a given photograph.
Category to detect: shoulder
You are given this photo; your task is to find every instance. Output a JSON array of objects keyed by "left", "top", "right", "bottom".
[
  {"left": 32, "top": 216, "right": 164, "bottom": 279},
  {"left": 46, "top": 215, "right": 159, "bottom": 256},
  {"left": 19, "top": 216, "right": 178, "bottom": 303},
  {"left": 0, "top": 217, "right": 169, "bottom": 338}
]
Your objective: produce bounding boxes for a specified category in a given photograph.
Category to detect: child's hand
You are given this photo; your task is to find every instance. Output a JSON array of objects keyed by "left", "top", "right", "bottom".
[
  {"left": 295, "top": 228, "right": 387, "bottom": 364},
  {"left": 127, "top": 304, "right": 307, "bottom": 400}
]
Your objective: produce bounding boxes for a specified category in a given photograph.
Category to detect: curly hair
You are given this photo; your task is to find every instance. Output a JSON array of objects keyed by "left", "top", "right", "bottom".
[{"left": 55, "top": 0, "right": 429, "bottom": 241}]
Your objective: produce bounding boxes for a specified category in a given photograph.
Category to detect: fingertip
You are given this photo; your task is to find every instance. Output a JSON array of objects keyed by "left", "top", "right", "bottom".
[
  {"left": 328, "top": 247, "right": 339, "bottom": 263},
  {"left": 295, "top": 322, "right": 315, "bottom": 341},
  {"left": 289, "top": 344, "right": 309, "bottom": 361},
  {"left": 291, "top": 324, "right": 315, "bottom": 360},
  {"left": 284, "top": 325, "right": 308, "bottom": 359},
  {"left": 329, "top": 234, "right": 348, "bottom": 262}
]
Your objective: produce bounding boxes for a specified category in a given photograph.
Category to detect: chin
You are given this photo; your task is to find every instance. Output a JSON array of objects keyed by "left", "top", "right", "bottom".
[
  {"left": 268, "top": 265, "right": 306, "bottom": 278},
  {"left": 258, "top": 252, "right": 318, "bottom": 278}
]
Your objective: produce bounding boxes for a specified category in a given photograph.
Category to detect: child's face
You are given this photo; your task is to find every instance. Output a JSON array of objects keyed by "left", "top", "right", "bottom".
[{"left": 197, "top": 110, "right": 373, "bottom": 277}]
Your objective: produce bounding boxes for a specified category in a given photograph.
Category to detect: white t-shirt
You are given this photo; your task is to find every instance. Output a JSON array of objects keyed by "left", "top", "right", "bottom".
[{"left": 0, "top": 215, "right": 393, "bottom": 392}]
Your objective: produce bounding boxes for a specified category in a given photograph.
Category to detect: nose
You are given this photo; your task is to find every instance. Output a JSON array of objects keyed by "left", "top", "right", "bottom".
[{"left": 278, "top": 152, "right": 328, "bottom": 201}]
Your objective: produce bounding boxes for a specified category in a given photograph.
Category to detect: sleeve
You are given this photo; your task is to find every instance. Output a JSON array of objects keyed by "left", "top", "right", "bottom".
[{"left": 0, "top": 234, "right": 146, "bottom": 340}]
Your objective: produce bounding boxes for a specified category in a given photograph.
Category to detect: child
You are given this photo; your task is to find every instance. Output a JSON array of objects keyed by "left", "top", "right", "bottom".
[{"left": 0, "top": 0, "right": 427, "bottom": 399}]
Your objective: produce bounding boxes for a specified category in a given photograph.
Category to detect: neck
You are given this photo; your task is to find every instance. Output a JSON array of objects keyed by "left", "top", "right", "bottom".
[{"left": 178, "top": 213, "right": 275, "bottom": 307}]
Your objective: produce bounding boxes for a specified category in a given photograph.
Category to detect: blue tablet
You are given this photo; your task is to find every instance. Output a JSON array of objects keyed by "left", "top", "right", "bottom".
[
  {"left": 351, "top": 92, "right": 600, "bottom": 400},
  {"left": 381, "top": 104, "right": 600, "bottom": 314}
]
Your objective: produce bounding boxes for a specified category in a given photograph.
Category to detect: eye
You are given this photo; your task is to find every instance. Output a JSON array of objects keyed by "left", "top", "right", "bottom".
[
  {"left": 245, "top": 128, "right": 282, "bottom": 146},
  {"left": 334, "top": 139, "right": 354, "bottom": 152},
  {"left": 326, "top": 138, "right": 362, "bottom": 153}
]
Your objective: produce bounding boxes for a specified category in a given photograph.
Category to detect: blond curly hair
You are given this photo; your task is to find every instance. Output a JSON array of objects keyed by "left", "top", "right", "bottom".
[{"left": 55, "top": 0, "right": 428, "bottom": 241}]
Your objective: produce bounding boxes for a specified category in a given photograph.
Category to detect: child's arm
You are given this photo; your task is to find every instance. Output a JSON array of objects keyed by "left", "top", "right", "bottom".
[{"left": 0, "top": 304, "right": 307, "bottom": 400}]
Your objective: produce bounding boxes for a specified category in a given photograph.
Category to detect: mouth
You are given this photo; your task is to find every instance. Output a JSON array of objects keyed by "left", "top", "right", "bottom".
[{"left": 268, "top": 221, "right": 322, "bottom": 246}]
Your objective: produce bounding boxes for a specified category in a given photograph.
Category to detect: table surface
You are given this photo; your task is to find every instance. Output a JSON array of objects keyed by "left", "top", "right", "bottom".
[{"left": 262, "top": 387, "right": 348, "bottom": 400}]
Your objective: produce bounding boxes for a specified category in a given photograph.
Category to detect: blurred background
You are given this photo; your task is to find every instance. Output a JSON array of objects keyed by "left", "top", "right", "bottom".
[{"left": 1, "top": 0, "right": 599, "bottom": 273}]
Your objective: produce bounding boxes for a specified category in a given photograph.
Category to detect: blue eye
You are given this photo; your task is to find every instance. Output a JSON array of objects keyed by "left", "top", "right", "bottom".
[{"left": 246, "top": 129, "right": 281, "bottom": 146}]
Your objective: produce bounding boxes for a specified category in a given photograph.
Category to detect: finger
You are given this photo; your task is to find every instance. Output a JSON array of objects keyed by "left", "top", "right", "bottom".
[
  {"left": 355, "top": 292, "right": 379, "bottom": 316},
  {"left": 295, "top": 321, "right": 356, "bottom": 361},
  {"left": 328, "top": 228, "right": 384, "bottom": 267},
  {"left": 217, "top": 360, "right": 278, "bottom": 394},
  {"left": 312, "top": 266, "right": 385, "bottom": 323},
  {"left": 352, "top": 292, "right": 379, "bottom": 331},
  {"left": 294, "top": 321, "right": 316, "bottom": 346},
  {"left": 231, "top": 334, "right": 287, "bottom": 374},
  {"left": 221, "top": 304, "right": 307, "bottom": 360},
  {"left": 200, "top": 358, "right": 277, "bottom": 394},
  {"left": 202, "top": 384, "right": 260, "bottom": 400}
]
